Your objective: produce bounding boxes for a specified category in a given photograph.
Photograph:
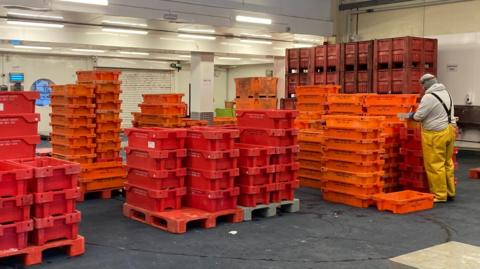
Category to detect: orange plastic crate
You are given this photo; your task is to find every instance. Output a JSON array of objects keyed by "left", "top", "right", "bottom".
[
  {"left": 296, "top": 103, "right": 328, "bottom": 112},
  {"left": 96, "top": 92, "right": 121, "bottom": 103},
  {"left": 76, "top": 70, "right": 121, "bottom": 82},
  {"left": 95, "top": 151, "right": 121, "bottom": 161},
  {"left": 142, "top": 94, "right": 184, "bottom": 104},
  {"left": 324, "top": 138, "right": 385, "bottom": 151},
  {"left": 363, "top": 94, "right": 418, "bottom": 106},
  {"left": 322, "top": 180, "right": 384, "bottom": 197},
  {"left": 297, "top": 111, "right": 326, "bottom": 120},
  {"left": 298, "top": 168, "right": 323, "bottom": 181},
  {"left": 298, "top": 159, "right": 323, "bottom": 171},
  {"left": 50, "top": 134, "right": 95, "bottom": 146},
  {"left": 50, "top": 114, "right": 95, "bottom": 126},
  {"left": 295, "top": 119, "right": 323, "bottom": 130},
  {"left": 51, "top": 84, "right": 94, "bottom": 96},
  {"left": 296, "top": 85, "right": 340, "bottom": 96},
  {"left": 235, "top": 77, "right": 278, "bottom": 97},
  {"left": 139, "top": 103, "right": 186, "bottom": 116},
  {"left": 52, "top": 153, "right": 95, "bottom": 164},
  {"left": 322, "top": 169, "right": 383, "bottom": 185},
  {"left": 373, "top": 190, "right": 434, "bottom": 214},
  {"left": 52, "top": 143, "right": 96, "bottom": 156},
  {"left": 323, "top": 115, "right": 385, "bottom": 129},
  {"left": 322, "top": 189, "right": 374, "bottom": 208},
  {"left": 96, "top": 111, "right": 121, "bottom": 122},
  {"left": 133, "top": 113, "right": 184, "bottom": 126},
  {"left": 299, "top": 177, "right": 323, "bottom": 189},
  {"left": 299, "top": 141, "right": 324, "bottom": 153},
  {"left": 297, "top": 94, "right": 328, "bottom": 104},
  {"left": 323, "top": 148, "right": 383, "bottom": 163},
  {"left": 79, "top": 177, "right": 124, "bottom": 193},
  {"left": 51, "top": 124, "right": 95, "bottom": 136},
  {"left": 91, "top": 81, "right": 122, "bottom": 93},
  {"left": 324, "top": 128, "right": 383, "bottom": 140},
  {"left": 51, "top": 104, "right": 95, "bottom": 116},
  {"left": 213, "top": 117, "right": 237, "bottom": 126},
  {"left": 299, "top": 129, "right": 324, "bottom": 143},
  {"left": 96, "top": 131, "right": 121, "bottom": 140},
  {"left": 96, "top": 101, "right": 122, "bottom": 111},
  {"left": 96, "top": 139, "right": 121, "bottom": 152},
  {"left": 327, "top": 94, "right": 366, "bottom": 104},
  {"left": 328, "top": 103, "right": 364, "bottom": 114},
  {"left": 51, "top": 95, "right": 94, "bottom": 106},
  {"left": 235, "top": 98, "right": 277, "bottom": 110},
  {"left": 364, "top": 105, "right": 412, "bottom": 115},
  {"left": 80, "top": 161, "right": 126, "bottom": 182},
  {"left": 298, "top": 150, "right": 323, "bottom": 162},
  {"left": 96, "top": 120, "right": 122, "bottom": 131},
  {"left": 323, "top": 159, "right": 385, "bottom": 173},
  {"left": 182, "top": 119, "right": 208, "bottom": 127}
]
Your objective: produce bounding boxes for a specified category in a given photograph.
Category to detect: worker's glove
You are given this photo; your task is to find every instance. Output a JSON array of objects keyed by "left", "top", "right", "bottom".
[{"left": 407, "top": 112, "right": 415, "bottom": 119}]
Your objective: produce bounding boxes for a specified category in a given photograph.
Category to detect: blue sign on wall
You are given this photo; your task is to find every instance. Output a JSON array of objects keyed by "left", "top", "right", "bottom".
[{"left": 31, "top": 79, "right": 54, "bottom": 107}]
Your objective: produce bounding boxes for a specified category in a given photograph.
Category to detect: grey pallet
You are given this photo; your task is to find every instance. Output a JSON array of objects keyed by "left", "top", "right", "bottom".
[{"left": 240, "top": 199, "right": 300, "bottom": 221}]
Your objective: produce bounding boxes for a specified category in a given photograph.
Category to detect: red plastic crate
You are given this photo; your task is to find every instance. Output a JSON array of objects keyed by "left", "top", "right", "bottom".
[
  {"left": 0, "top": 92, "right": 39, "bottom": 114},
  {"left": 125, "top": 147, "right": 186, "bottom": 171},
  {"left": 0, "top": 114, "right": 40, "bottom": 138},
  {"left": 237, "top": 165, "right": 275, "bottom": 186},
  {"left": 76, "top": 70, "right": 120, "bottom": 82},
  {"left": 126, "top": 168, "right": 186, "bottom": 190},
  {"left": 274, "top": 162, "right": 300, "bottom": 182},
  {"left": 187, "top": 149, "right": 239, "bottom": 171},
  {"left": 186, "top": 127, "right": 239, "bottom": 151},
  {"left": 187, "top": 168, "right": 238, "bottom": 191},
  {"left": 0, "top": 135, "right": 40, "bottom": 160},
  {"left": 0, "top": 161, "right": 32, "bottom": 197},
  {"left": 236, "top": 110, "right": 298, "bottom": 129},
  {"left": 32, "top": 211, "right": 81, "bottom": 246},
  {"left": 33, "top": 188, "right": 80, "bottom": 218},
  {"left": 186, "top": 187, "right": 239, "bottom": 212},
  {"left": 0, "top": 220, "right": 33, "bottom": 251},
  {"left": 125, "top": 127, "right": 187, "bottom": 150},
  {"left": 238, "top": 183, "right": 277, "bottom": 207},
  {"left": 271, "top": 145, "right": 300, "bottom": 165},
  {"left": 236, "top": 143, "right": 276, "bottom": 168},
  {"left": 0, "top": 195, "right": 32, "bottom": 223},
  {"left": 125, "top": 183, "right": 186, "bottom": 212},
  {"left": 239, "top": 128, "right": 298, "bottom": 147},
  {"left": 270, "top": 180, "right": 299, "bottom": 202}
]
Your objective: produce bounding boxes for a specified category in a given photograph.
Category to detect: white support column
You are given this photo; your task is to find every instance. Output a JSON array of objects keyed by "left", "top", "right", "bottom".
[
  {"left": 190, "top": 52, "right": 215, "bottom": 123},
  {"left": 274, "top": 56, "right": 286, "bottom": 101}
]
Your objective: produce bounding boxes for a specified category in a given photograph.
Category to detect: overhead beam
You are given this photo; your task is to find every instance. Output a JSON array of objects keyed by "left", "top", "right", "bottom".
[{"left": 339, "top": 0, "right": 414, "bottom": 10}]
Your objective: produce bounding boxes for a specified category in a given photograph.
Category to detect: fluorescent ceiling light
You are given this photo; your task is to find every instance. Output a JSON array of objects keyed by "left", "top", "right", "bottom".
[
  {"left": 178, "top": 55, "right": 191, "bottom": 58},
  {"left": 240, "top": 39, "right": 272, "bottom": 45},
  {"left": 179, "top": 28, "right": 215, "bottom": 34},
  {"left": 220, "top": 42, "right": 251, "bottom": 48},
  {"left": 7, "top": 12, "right": 64, "bottom": 20},
  {"left": 14, "top": 45, "right": 52, "bottom": 50},
  {"left": 102, "top": 20, "right": 147, "bottom": 27},
  {"left": 7, "top": 20, "right": 64, "bottom": 28},
  {"left": 251, "top": 58, "right": 273, "bottom": 62},
  {"left": 178, "top": 34, "right": 216, "bottom": 40},
  {"left": 102, "top": 28, "right": 148, "bottom": 35},
  {"left": 295, "top": 37, "right": 323, "bottom": 43},
  {"left": 294, "top": 43, "right": 314, "bottom": 48},
  {"left": 59, "top": 0, "right": 108, "bottom": 5},
  {"left": 119, "top": 51, "right": 149, "bottom": 56},
  {"left": 72, "top": 48, "right": 105, "bottom": 53},
  {"left": 240, "top": 33, "right": 272, "bottom": 38},
  {"left": 218, "top": 57, "right": 241, "bottom": 61},
  {"left": 273, "top": 47, "right": 287, "bottom": 51},
  {"left": 236, "top": 15, "right": 272, "bottom": 25}
]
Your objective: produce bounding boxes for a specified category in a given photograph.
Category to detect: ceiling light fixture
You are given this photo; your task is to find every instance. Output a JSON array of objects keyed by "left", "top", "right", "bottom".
[
  {"left": 220, "top": 42, "right": 251, "bottom": 48},
  {"left": 178, "top": 55, "right": 191, "bottom": 58},
  {"left": 240, "top": 33, "right": 272, "bottom": 38},
  {"left": 7, "top": 20, "right": 64, "bottom": 28},
  {"left": 7, "top": 12, "right": 64, "bottom": 20},
  {"left": 14, "top": 45, "right": 52, "bottom": 50},
  {"left": 251, "top": 58, "right": 273, "bottom": 62},
  {"left": 218, "top": 57, "right": 241, "bottom": 61},
  {"left": 102, "top": 28, "right": 148, "bottom": 35},
  {"left": 119, "top": 51, "right": 150, "bottom": 56},
  {"left": 59, "top": 0, "right": 108, "bottom": 5},
  {"left": 179, "top": 28, "right": 215, "bottom": 34},
  {"left": 236, "top": 15, "right": 272, "bottom": 25},
  {"left": 177, "top": 34, "right": 216, "bottom": 40},
  {"left": 240, "top": 39, "right": 272, "bottom": 45},
  {"left": 294, "top": 43, "right": 314, "bottom": 48},
  {"left": 294, "top": 37, "right": 323, "bottom": 43},
  {"left": 102, "top": 20, "right": 147, "bottom": 27},
  {"left": 71, "top": 48, "right": 105, "bottom": 53}
]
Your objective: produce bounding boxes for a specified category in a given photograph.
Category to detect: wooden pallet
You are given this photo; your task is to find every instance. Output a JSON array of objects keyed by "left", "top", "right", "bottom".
[
  {"left": 0, "top": 236, "right": 85, "bottom": 266},
  {"left": 123, "top": 203, "right": 243, "bottom": 234},
  {"left": 240, "top": 199, "right": 301, "bottom": 221},
  {"left": 469, "top": 168, "right": 480, "bottom": 179}
]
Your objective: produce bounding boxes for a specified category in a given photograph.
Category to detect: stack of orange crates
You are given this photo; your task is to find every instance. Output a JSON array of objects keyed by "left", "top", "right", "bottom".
[
  {"left": 235, "top": 77, "right": 278, "bottom": 110},
  {"left": 75, "top": 70, "right": 126, "bottom": 200},
  {"left": 295, "top": 85, "right": 340, "bottom": 129},
  {"left": 50, "top": 84, "right": 96, "bottom": 165},
  {"left": 132, "top": 94, "right": 187, "bottom": 128},
  {"left": 297, "top": 128, "right": 325, "bottom": 189},
  {"left": 321, "top": 115, "right": 386, "bottom": 208}
]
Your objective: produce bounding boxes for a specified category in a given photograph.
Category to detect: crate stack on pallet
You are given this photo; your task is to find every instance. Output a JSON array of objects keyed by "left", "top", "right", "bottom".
[
  {"left": 75, "top": 70, "right": 126, "bottom": 200},
  {"left": 373, "top": 37, "right": 437, "bottom": 94},
  {"left": 321, "top": 115, "right": 386, "bottom": 208},
  {"left": 133, "top": 94, "right": 187, "bottom": 128},
  {"left": 342, "top": 41, "right": 374, "bottom": 93},
  {"left": 235, "top": 77, "right": 278, "bottom": 110},
  {"left": 236, "top": 110, "right": 300, "bottom": 213},
  {"left": 0, "top": 91, "right": 40, "bottom": 160}
]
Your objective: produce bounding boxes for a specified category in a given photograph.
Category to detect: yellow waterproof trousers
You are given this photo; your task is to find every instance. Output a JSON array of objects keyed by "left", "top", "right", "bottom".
[{"left": 421, "top": 125, "right": 456, "bottom": 201}]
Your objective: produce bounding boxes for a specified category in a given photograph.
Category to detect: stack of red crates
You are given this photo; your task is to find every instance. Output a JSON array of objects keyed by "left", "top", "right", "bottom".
[
  {"left": 185, "top": 127, "right": 240, "bottom": 211},
  {"left": 321, "top": 115, "right": 385, "bottom": 208},
  {"left": 133, "top": 94, "right": 187, "bottom": 128},
  {"left": 373, "top": 37, "right": 437, "bottom": 94},
  {"left": 124, "top": 127, "right": 187, "bottom": 213},
  {"left": 236, "top": 110, "right": 300, "bottom": 205},
  {"left": 342, "top": 41, "right": 374, "bottom": 93},
  {"left": 50, "top": 84, "right": 96, "bottom": 165},
  {"left": 74, "top": 70, "right": 126, "bottom": 199},
  {"left": 0, "top": 91, "right": 40, "bottom": 160}
]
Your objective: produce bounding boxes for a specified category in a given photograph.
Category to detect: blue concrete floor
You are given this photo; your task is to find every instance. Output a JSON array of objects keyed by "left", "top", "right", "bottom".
[{"left": 1, "top": 151, "right": 480, "bottom": 269}]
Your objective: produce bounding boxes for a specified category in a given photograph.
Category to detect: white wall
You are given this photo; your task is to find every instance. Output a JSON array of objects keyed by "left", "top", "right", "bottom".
[{"left": 226, "top": 64, "right": 274, "bottom": 101}]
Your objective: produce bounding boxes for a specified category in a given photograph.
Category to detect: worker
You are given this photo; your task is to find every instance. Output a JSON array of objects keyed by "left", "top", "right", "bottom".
[{"left": 408, "top": 74, "right": 456, "bottom": 203}]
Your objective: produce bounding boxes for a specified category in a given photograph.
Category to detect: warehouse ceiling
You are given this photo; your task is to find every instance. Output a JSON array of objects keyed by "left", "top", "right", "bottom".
[{"left": 0, "top": 0, "right": 332, "bottom": 64}]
